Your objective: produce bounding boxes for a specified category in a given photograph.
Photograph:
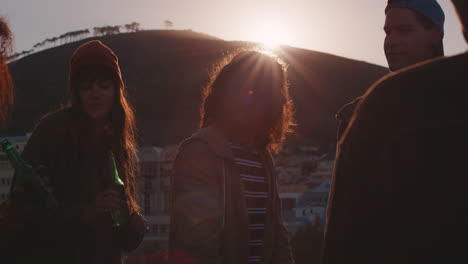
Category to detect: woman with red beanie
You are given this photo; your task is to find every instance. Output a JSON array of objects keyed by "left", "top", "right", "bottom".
[{"left": 6, "top": 40, "right": 146, "bottom": 264}]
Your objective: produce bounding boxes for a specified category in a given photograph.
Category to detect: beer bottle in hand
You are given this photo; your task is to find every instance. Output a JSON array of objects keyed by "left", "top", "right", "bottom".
[
  {"left": 107, "top": 150, "right": 128, "bottom": 227},
  {"left": 0, "top": 139, "right": 59, "bottom": 209}
]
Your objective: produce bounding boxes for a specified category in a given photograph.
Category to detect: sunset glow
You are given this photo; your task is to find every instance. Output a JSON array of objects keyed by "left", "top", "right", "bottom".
[{"left": 249, "top": 20, "right": 291, "bottom": 49}]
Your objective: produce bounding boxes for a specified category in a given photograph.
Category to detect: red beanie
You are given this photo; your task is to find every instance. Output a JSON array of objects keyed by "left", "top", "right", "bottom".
[{"left": 69, "top": 40, "right": 122, "bottom": 81}]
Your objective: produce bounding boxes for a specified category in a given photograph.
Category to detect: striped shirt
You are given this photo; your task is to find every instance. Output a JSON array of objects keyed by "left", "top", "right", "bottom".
[{"left": 231, "top": 143, "right": 268, "bottom": 264}]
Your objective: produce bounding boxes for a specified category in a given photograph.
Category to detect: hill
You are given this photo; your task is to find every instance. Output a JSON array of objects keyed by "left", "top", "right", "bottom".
[{"left": 4, "top": 30, "right": 388, "bottom": 150}]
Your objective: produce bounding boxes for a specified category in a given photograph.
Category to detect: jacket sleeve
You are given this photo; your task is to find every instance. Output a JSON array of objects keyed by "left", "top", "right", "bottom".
[
  {"left": 13, "top": 116, "right": 87, "bottom": 237},
  {"left": 272, "top": 179, "right": 295, "bottom": 264},
  {"left": 169, "top": 139, "right": 224, "bottom": 264}
]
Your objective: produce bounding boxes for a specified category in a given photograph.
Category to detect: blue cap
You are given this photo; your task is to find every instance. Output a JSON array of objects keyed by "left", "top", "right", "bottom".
[{"left": 385, "top": 0, "right": 445, "bottom": 33}]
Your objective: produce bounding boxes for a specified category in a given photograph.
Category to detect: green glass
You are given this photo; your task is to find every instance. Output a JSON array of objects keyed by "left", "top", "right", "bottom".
[
  {"left": 0, "top": 139, "right": 59, "bottom": 209},
  {"left": 108, "top": 151, "right": 128, "bottom": 227}
]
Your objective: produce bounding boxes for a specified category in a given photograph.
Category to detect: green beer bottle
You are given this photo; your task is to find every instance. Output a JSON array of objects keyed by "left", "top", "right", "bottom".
[
  {"left": 0, "top": 139, "right": 59, "bottom": 209},
  {"left": 108, "top": 150, "right": 128, "bottom": 227}
]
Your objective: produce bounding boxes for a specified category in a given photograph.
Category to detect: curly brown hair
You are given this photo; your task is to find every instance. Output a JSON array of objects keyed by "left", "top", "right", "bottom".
[
  {"left": 0, "top": 17, "right": 13, "bottom": 124},
  {"left": 200, "top": 50, "right": 295, "bottom": 153}
]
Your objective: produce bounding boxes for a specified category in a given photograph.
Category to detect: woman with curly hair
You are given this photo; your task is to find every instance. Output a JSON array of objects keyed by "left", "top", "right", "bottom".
[{"left": 170, "top": 50, "right": 295, "bottom": 264}]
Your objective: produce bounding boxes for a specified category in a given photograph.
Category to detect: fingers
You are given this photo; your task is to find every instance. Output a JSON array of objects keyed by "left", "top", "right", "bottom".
[
  {"left": 97, "top": 198, "right": 123, "bottom": 211},
  {"left": 95, "top": 190, "right": 125, "bottom": 212}
]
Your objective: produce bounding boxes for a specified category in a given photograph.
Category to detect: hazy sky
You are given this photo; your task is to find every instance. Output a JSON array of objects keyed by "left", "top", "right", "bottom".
[{"left": 2, "top": 0, "right": 467, "bottom": 67}]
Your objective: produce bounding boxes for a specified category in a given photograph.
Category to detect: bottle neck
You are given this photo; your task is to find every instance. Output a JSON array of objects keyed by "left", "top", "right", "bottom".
[
  {"left": 108, "top": 151, "right": 124, "bottom": 186},
  {"left": 1, "top": 140, "right": 26, "bottom": 171}
]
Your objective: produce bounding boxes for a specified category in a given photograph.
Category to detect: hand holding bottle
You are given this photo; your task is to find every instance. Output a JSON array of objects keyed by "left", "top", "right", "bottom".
[
  {"left": 95, "top": 189, "right": 125, "bottom": 213},
  {"left": 83, "top": 189, "right": 125, "bottom": 223}
]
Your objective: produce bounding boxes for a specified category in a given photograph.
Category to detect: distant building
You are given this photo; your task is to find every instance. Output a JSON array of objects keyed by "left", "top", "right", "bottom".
[
  {"left": 279, "top": 184, "right": 309, "bottom": 234},
  {"left": 0, "top": 135, "right": 30, "bottom": 202},
  {"left": 275, "top": 145, "right": 335, "bottom": 233},
  {"left": 279, "top": 184, "right": 308, "bottom": 211},
  {"left": 294, "top": 178, "right": 332, "bottom": 230},
  {"left": 133, "top": 145, "right": 178, "bottom": 258},
  {"left": 276, "top": 166, "right": 302, "bottom": 184},
  {"left": 307, "top": 159, "right": 334, "bottom": 185}
]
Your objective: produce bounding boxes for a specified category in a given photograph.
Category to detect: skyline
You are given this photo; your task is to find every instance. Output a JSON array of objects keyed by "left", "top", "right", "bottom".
[{"left": 2, "top": 0, "right": 467, "bottom": 67}]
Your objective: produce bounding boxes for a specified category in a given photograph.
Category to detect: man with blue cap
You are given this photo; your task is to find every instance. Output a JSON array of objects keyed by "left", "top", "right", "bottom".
[
  {"left": 335, "top": 0, "right": 445, "bottom": 142},
  {"left": 384, "top": 0, "right": 445, "bottom": 71},
  {"left": 324, "top": 0, "right": 468, "bottom": 263}
]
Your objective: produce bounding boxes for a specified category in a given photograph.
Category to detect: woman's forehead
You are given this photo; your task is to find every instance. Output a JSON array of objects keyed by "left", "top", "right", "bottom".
[{"left": 79, "top": 78, "right": 114, "bottom": 88}]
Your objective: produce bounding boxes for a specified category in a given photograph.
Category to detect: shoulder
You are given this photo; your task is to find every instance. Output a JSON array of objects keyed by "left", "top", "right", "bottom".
[
  {"left": 336, "top": 97, "right": 363, "bottom": 122},
  {"left": 362, "top": 53, "right": 468, "bottom": 110},
  {"left": 176, "top": 137, "right": 217, "bottom": 164},
  {"left": 345, "top": 53, "right": 468, "bottom": 141},
  {"left": 36, "top": 107, "right": 73, "bottom": 129},
  {"left": 177, "top": 126, "right": 233, "bottom": 160},
  {"left": 26, "top": 108, "right": 74, "bottom": 150},
  {"left": 173, "top": 137, "right": 221, "bottom": 187},
  {"left": 32, "top": 108, "right": 73, "bottom": 135}
]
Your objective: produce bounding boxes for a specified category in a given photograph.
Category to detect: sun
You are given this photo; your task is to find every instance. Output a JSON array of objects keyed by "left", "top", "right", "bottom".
[{"left": 250, "top": 21, "right": 291, "bottom": 49}]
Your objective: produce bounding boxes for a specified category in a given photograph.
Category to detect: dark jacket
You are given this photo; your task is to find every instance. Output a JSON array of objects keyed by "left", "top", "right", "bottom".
[
  {"left": 170, "top": 126, "right": 294, "bottom": 264},
  {"left": 3, "top": 109, "right": 144, "bottom": 264},
  {"left": 335, "top": 97, "right": 362, "bottom": 141},
  {"left": 323, "top": 52, "right": 468, "bottom": 264}
]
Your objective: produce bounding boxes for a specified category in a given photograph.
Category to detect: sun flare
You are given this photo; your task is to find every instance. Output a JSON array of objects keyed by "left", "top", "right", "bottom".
[{"left": 250, "top": 21, "right": 291, "bottom": 49}]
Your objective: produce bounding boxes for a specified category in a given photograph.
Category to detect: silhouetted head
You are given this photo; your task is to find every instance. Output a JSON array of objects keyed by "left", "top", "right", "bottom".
[
  {"left": 384, "top": 0, "right": 445, "bottom": 71},
  {"left": 0, "top": 17, "right": 13, "bottom": 123},
  {"left": 70, "top": 40, "right": 123, "bottom": 120},
  {"left": 68, "top": 40, "right": 139, "bottom": 213},
  {"left": 200, "top": 50, "right": 295, "bottom": 153},
  {"left": 451, "top": 0, "right": 468, "bottom": 42}
]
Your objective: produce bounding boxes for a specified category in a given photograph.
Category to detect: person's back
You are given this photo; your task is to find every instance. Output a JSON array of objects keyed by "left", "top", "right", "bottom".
[{"left": 325, "top": 50, "right": 468, "bottom": 263}]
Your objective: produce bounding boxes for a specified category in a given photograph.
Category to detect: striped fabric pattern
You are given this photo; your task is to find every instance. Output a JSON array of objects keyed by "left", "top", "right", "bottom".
[{"left": 231, "top": 143, "right": 268, "bottom": 264}]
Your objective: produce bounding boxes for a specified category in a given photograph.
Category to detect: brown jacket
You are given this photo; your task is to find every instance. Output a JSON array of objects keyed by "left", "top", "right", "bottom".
[
  {"left": 170, "top": 126, "right": 294, "bottom": 264},
  {"left": 4, "top": 109, "right": 144, "bottom": 264},
  {"left": 324, "top": 52, "right": 468, "bottom": 263}
]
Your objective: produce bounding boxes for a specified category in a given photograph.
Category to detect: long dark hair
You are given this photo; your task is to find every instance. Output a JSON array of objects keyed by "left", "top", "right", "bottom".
[
  {"left": 200, "top": 50, "right": 295, "bottom": 153},
  {"left": 70, "top": 65, "right": 140, "bottom": 213},
  {"left": 0, "top": 17, "right": 13, "bottom": 124}
]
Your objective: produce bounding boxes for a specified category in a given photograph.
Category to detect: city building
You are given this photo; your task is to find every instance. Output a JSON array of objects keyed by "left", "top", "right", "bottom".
[
  {"left": 0, "top": 135, "right": 30, "bottom": 202},
  {"left": 293, "top": 178, "right": 332, "bottom": 230},
  {"left": 133, "top": 144, "right": 177, "bottom": 257}
]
